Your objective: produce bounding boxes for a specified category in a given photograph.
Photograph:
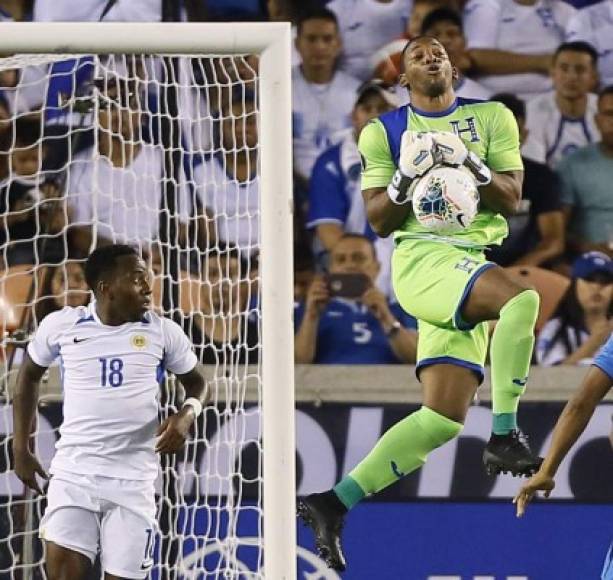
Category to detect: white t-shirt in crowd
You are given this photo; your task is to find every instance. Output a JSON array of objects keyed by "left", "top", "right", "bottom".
[
  {"left": 567, "top": 0, "right": 613, "bottom": 88},
  {"left": 193, "top": 155, "right": 260, "bottom": 255},
  {"left": 66, "top": 143, "right": 188, "bottom": 248},
  {"left": 328, "top": 0, "right": 413, "bottom": 81},
  {"left": 464, "top": 0, "right": 576, "bottom": 99},
  {"left": 27, "top": 302, "right": 197, "bottom": 480},
  {"left": 522, "top": 91, "right": 600, "bottom": 168},
  {"left": 34, "top": 0, "right": 161, "bottom": 22},
  {"left": 536, "top": 317, "right": 592, "bottom": 367},
  {"left": 292, "top": 66, "right": 361, "bottom": 181},
  {"left": 1, "top": 66, "right": 49, "bottom": 116}
]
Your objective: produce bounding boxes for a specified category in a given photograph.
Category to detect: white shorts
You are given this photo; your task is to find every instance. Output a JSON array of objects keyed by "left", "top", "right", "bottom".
[{"left": 39, "top": 471, "right": 157, "bottom": 579}]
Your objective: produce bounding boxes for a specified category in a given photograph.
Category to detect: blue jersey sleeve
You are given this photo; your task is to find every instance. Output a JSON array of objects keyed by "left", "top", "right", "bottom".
[
  {"left": 390, "top": 302, "right": 417, "bottom": 331},
  {"left": 306, "top": 145, "right": 348, "bottom": 229},
  {"left": 593, "top": 334, "right": 613, "bottom": 380}
]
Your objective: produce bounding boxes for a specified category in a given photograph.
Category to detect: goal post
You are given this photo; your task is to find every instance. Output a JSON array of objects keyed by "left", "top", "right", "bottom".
[{"left": 0, "top": 22, "right": 296, "bottom": 579}]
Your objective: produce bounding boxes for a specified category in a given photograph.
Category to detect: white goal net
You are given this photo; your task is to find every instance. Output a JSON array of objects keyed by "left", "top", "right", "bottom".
[{"left": 0, "top": 23, "right": 294, "bottom": 580}]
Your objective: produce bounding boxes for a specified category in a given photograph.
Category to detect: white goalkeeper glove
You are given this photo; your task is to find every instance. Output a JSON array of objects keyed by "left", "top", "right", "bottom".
[
  {"left": 387, "top": 131, "right": 438, "bottom": 205},
  {"left": 431, "top": 131, "right": 492, "bottom": 186}
]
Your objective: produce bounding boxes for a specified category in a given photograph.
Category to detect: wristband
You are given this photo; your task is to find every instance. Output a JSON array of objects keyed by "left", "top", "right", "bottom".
[
  {"left": 386, "top": 169, "right": 414, "bottom": 205},
  {"left": 464, "top": 150, "right": 492, "bottom": 186},
  {"left": 385, "top": 320, "right": 402, "bottom": 338},
  {"left": 183, "top": 397, "right": 203, "bottom": 418}
]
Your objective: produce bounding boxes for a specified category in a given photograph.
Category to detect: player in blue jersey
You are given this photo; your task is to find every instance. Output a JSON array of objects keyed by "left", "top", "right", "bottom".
[
  {"left": 514, "top": 333, "right": 613, "bottom": 580},
  {"left": 514, "top": 333, "right": 613, "bottom": 512},
  {"left": 12, "top": 244, "right": 207, "bottom": 580}
]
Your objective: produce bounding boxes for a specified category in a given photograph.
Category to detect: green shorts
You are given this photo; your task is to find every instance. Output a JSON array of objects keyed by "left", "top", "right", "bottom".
[{"left": 392, "top": 238, "right": 496, "bottom": 383}]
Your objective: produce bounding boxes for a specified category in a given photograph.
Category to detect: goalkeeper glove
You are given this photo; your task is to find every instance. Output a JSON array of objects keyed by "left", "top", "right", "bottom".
[
  {"left": 431, "top": 131, "right": 492, "bottom": 186},
  {"left": 387, "top": 131, "right": 438, "bottom": 205}
]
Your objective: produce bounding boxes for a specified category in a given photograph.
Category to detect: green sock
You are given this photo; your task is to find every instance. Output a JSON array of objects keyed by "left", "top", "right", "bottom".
[
  {"left": 490, "top": 289, "right": 539, "bottom": 435},
  {"left": 333, "top": 406, "right": 462, "bottom": 510}
]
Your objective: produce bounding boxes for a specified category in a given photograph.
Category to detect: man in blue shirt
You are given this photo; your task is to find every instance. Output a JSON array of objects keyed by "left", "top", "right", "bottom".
[
  {"left": 514, "top": 333, "right": 613, "bottom": 579},
  {"left": 307, "top": 80, "right": 398, "bottom": 296},
  {"left": 294, "top": 233, "right": 417, "bottom": 364}
]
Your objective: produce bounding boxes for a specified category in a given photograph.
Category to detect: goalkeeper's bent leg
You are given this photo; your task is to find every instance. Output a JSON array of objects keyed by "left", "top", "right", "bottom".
[
  {"left": 334, "top": 406, "right": 462, "bottom": 510},
  {"left": 490, "top": 289, "right": 539, "bottom": 435}
]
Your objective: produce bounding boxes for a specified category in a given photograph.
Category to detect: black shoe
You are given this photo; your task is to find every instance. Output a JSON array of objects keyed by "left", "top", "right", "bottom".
[
  {"left": 297, "top": 492, "right": 347, "bottom": 572},
  {"left": 483, "top": 430, "right": 543, "bottom": 477}
]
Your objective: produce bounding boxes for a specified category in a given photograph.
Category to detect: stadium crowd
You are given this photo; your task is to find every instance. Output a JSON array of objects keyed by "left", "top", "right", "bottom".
[{"left": 0, "top": 0, "right": 611, "bottom": 369}]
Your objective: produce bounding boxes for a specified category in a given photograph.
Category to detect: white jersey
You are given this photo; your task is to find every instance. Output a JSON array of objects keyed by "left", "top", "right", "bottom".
[
  {"left": 1, "top": 66, "right": 48, "bottom": 116},
  {"left": 464, "top": 0, "right": 576, "bottom": 99},
  {"left": 34, "top": 0, "right": 161, "bottom": 21},
  {"left": 567, "top": 0, "right": 613, "bottom": 88},
  {"left": 536, "top": 317, "right": 592, "bottom": 367},
  {"left": 27, "top": 302, "right": 197, "bottom": 480},
  {"left": 328, "top": 0, "right": 413, "bottom": 81},
  {"left": 522, "top": 91, "right": 600, "bottom": 168},
  {"left": 292, "top": 66, "right": 361, "bottom": 180},
  {"left": 193, "top": 155, "right": 259, "bottom": 255},
  {"left": 66, "top": 143, "right": 188, "bottom": 249}
]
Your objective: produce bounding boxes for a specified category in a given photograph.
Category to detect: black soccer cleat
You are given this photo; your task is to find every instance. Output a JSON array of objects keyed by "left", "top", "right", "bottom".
[
  {"left": 297, "top": 492, "right": 347, "bottom": 572},
  {"left": 483, "top": 430, "right": 543, "bottom": 477}
]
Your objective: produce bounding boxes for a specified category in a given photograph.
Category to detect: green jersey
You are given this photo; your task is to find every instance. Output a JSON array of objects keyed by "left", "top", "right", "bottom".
[{"left": 358, "top": 97, "right": 523, "bottom": 247}]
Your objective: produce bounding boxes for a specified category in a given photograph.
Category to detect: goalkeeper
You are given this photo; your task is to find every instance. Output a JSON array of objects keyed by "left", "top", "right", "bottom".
[{"left": 298, "top": 35, "right": 542, "bottom": 571}]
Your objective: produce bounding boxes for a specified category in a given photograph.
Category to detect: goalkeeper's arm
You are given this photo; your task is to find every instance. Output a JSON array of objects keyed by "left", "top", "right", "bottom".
[
  {"left": 432, "top": 131, "right": 523, "bottom": 217},
  {"left": 362, "top": 131, "right": 438, "bottom": 238},
  {"left": 477, "top": 169, "right": 523, "bottom": 217}
]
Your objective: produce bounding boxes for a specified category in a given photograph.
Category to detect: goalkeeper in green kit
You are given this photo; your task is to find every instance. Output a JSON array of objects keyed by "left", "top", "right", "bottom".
[{"left": 298, "top": 36, "right": 543, "bottom": 572}]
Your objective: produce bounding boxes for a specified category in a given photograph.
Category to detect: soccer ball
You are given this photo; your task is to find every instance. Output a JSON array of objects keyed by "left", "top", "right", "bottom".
[{"left": 411, "top": 165, "right": 479, "bottom": 234}]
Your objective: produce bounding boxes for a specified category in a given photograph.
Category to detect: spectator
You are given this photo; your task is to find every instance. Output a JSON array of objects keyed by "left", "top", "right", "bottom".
[
  {"left": 34, "top": 260, "right": 89, "bottom": 323},
  {"left": 558, "top": 85, "right": 613, "bottom": 256},
  {"left": 536, "top": 251, "right": 612, "bottom": 366},
  {"left": 33, "top": 0, "right": 161, "bottom": 21},
  {"left": 192, "top": 89, "right": 259, "bottom": 256},
  {"left": 419, "top": 7, "right": 491, "bottom": 99},
  {"left": 292, "top": 8, "right": 361, "bottom": 193},
  {"left": 371, "top": 0, "right": 453, "bottom": 84},
  {"left": 327, "top": 0, "right": 413, "bottom": 81},
  {"left": 523, "top": 41, "right": 600, "bottom": 168},
  {"left": 182, "top": 247, "right": 259, "bottom": 365},
  {"left": 567, "top": 0, "right": 613, "bottom": 88},
  {"left": 65, "top": 75, "right": 188, "bottom": 266},
  {"left": 0, "top": 119, "right": 65, "bottom": 265},
  {"left": 294, "top": 234, "right": 417, "bottom": 364},
  {"left": 464, "top": 0, "right": 577, "bottom": 99},
  {"left": 487, "top": 93, "right": 565, "bottom": 267},
  {"left": 307, "top": 80, "right": 397, "bottom": 296}
]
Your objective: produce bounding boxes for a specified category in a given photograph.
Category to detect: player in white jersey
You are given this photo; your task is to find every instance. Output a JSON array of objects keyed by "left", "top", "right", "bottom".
[
  {"left": 12, "top": 244, "right": 207, "bottom": 580},
  {"left": 464, "top": 0, "right": 576, "bottom": 100},
  {"left": 523, "top": 41, "right": 600, "bottom": 168},
  {"left": 567, "top": 0, "right": 613, "bottom": 89}
]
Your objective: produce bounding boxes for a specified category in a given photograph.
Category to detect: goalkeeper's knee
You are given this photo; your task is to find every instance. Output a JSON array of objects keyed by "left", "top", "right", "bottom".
[{"left": 416, "top": 406, "right": 464, "bottom": 452}]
